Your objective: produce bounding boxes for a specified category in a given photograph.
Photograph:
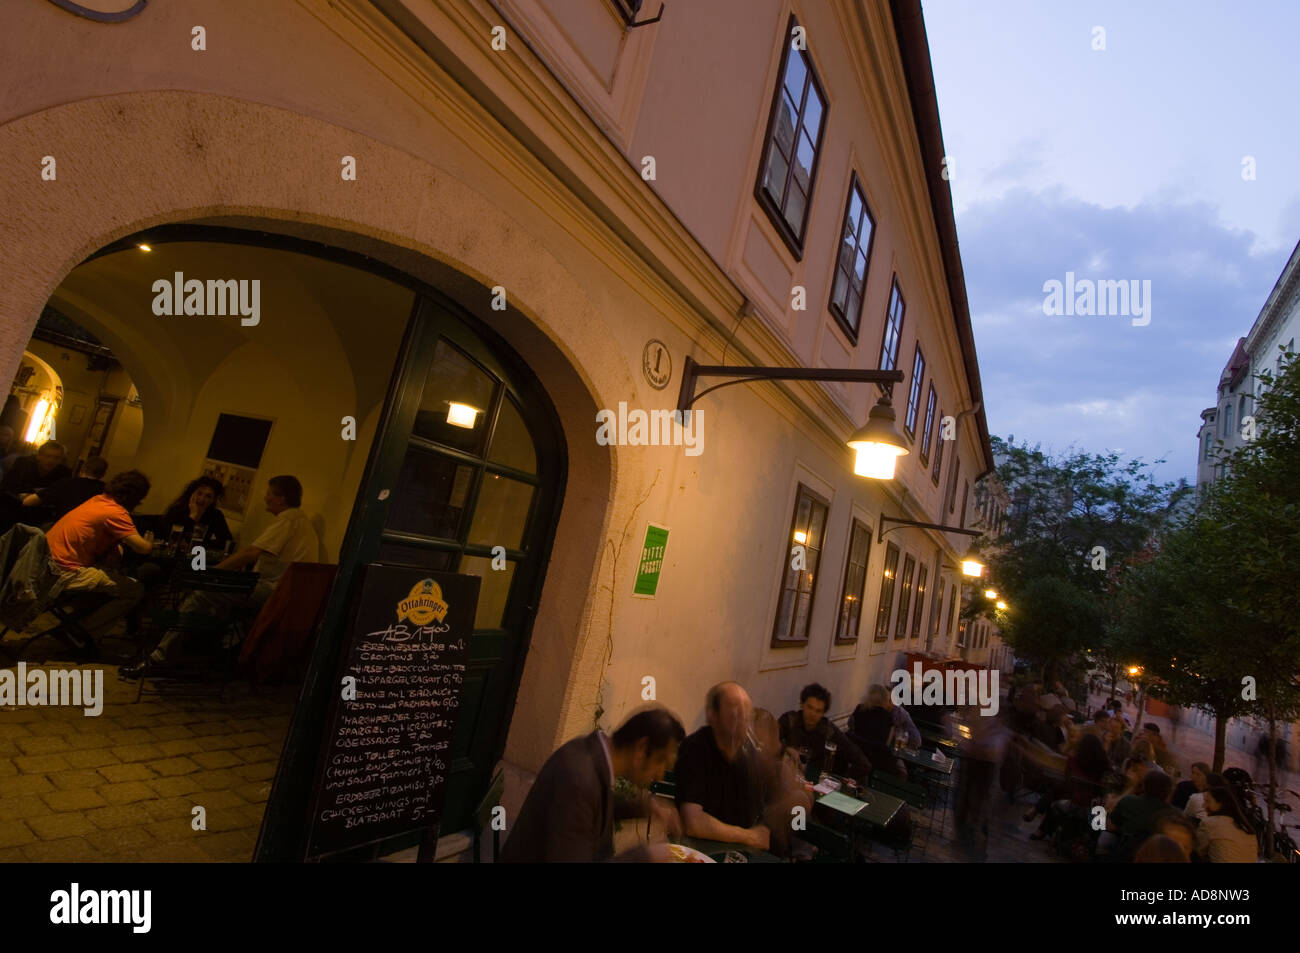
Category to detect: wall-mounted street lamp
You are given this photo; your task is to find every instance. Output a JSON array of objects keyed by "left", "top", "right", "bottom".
[
  {"left": 676, "top": 355, "right": 908, "bottom": 478},
  {"left": 879, "top": 514, "right": 985, "bottom": 576}
]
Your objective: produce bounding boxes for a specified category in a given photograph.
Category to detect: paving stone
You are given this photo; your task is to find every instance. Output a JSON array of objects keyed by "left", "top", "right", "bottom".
[
  {"left": 63, "top": 748, "right": 121, "bottom": 769},
  {"left": 196, "top": 733, "right": 242, "bottom": 751},
  {"left": 15, "top": 753, "right": 72, "bottom": 775},
  {"left": 0, "top": 845, "right": 26, "bottom": 861},
  {"left": 191, "top": 750, "right": 243, "bottom": 770},
  {"left": 145, "top": 756, "right": 200, "bottom": 777},
  {"left": 26, "top": 812, "right": 98, "bottom": 839},
  {"left": 48, "top": 769, "right": 108, "bottom": 791},
  {"left": 22, "top": 721, "right": 78, "bottom": 737},
  {"left": 187, "top": 721, "right": 232, "bottom": 737},
  {"left": 227, "top": 732, "right": 272, "bottom": 747},
  {"left": 13, "top": 736, "right": 71, "bottom": 755},
  {"left": 60, "top": 733, "right": 117, "bottom": 752},
  {"left": 107, "top": 728, "right": 155, "bottom": 745},
  {"left": 195, "top": 829, "right": 256, "bottom": 861},
  {"left": 235, "top": 782, "right": 271, "bottom": 804},
  {"left": 0, "top": 794, "right": 50, "bottom": 822},
  {"left": 96, "top": 762, "right": 156, "bottom": 784},
  {"left": 127, "top": 841, "right": 210, "bottom": 862},
  {"left": 142, "top": 795, "right": 200, "bottom": 821},
  {"left": 0, "top": 819, "right": 35, "bottom": 848},
  {"left": 41, "top": 788, "right": 108, "bottom": 812},
  {"left": 232, "top": 762, "right": 276, "bottom": 782},
  {"left": 0, "top": 724, "right": 33, "bottom": 739},
  {"left": 146, "top": 776, "right": 202, "bottom": 798},
  {"left": 85, "top": 804, "right": 151, "bottom": 831},
  {"left": 145, "top": 817, "right": 197, "bottom": 843},
  {"left": 20, "top": 837, "right": 99, "bottom": 862},
  {"left": 191, "top": 768, "right": 244, "bottom": 791},
  {"left": 110, "top": 743, "right": 165, "bottom": 763},
  {"left": 0, "top": 739, "right": 19, "bottom": 759},
  {"left": 0, "top": 774, "right": 54, "bottom": 797},
  {"left": 0, "top": 759, "right": 16, "bottom": 779},
  {"left": 233, "top": 745, "right": 277, "bottom": 764},
  {"left": 148, "top": 724, "right": 196, "bottom": 742},
  {"left": 189, "top": 789, "right": 248, "bottom": 811},
  {"left": 157, "top": 738, "right": 205, "bottom": 757},
  {"left": 85, "top": 826, "right": 157, "bottom": 854},
  {"left": 97, "top": 781, "right": 158, "bottom": 805}
]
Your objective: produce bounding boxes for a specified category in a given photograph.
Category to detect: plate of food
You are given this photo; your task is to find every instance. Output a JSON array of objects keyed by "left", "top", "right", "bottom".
[{"left": 668, "top": 843, "right": 716, "bottom": 863}]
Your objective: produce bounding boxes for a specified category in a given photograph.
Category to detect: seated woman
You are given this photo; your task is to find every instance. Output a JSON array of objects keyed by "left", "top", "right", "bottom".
[
  {"left": 148, "top": 477, "right": 233, "bottom": 550},
  {"left": 1195, "top": 786, "right": 1257, "bottom": 863}
]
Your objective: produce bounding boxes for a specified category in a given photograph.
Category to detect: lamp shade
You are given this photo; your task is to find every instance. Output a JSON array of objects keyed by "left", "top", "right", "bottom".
[
  {"left": 847, "top": 395, "right": 909, "bottom": 479},
  {"left": 960, "top": 544, "right": 985, "bottom": 577},
  {"left": 446, "top": 402, "right": 482, "bottom": 429}
]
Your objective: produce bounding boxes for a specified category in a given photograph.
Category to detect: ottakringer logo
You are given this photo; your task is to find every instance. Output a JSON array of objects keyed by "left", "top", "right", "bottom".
[{"left": 396, "top": 578, "right": 449, "bottom": 626}]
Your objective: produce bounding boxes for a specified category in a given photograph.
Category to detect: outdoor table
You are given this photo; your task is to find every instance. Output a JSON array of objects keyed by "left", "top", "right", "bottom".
[
  {"left": 895, "top": 746, "right": 954, "bottom": 838},
  {"left": 814, "top": 786, "right": 905, "bottom": 860},
  {"left": 677, "top": 836, "right": 782, "bottom": 863}
]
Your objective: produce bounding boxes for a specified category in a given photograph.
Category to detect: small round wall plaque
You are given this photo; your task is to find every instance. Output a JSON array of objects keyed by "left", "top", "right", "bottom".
[{"left": 642, "top": 339, "right": 671, "bottom": 390}]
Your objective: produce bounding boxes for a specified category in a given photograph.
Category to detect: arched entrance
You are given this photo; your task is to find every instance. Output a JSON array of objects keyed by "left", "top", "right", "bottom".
[{"left": 16, "top": 223, "right": 568, "bottom": 861}]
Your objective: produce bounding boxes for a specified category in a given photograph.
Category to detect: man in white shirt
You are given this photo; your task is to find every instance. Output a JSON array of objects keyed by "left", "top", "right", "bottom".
[{"left": 123, "top": 476, "right": 321, "bottom": 675}]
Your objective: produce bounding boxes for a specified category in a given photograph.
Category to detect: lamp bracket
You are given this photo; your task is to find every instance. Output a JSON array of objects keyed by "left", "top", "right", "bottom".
[
  {"left": 676, "top": 355, "right": 904, "bottom": 415},
  {"left": 877, "top": 513, "right": 983, "bottom": 545}
]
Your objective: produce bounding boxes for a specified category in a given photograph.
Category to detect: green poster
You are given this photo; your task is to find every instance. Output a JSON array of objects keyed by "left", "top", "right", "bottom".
[{"left": 632, "top": 523, "right": 669, "bottom": 597}]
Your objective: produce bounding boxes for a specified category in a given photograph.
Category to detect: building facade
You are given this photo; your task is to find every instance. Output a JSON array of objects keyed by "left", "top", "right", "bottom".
[{"left": 1, "top": 0, "right": 992, "bottom": 859}]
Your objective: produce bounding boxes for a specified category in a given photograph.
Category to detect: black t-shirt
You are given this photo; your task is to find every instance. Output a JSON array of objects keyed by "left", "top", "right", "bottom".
[
  {"left": 673, "top": 726, "right": 763, "bottom": 830},
  {"left": 1, "top": 457, "right": 72, "bottom": 496},
  {"left": 36, "top": 476, "right": 105, "bottom": 520}
]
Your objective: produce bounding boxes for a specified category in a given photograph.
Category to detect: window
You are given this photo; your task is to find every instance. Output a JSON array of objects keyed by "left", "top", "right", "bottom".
[
  {"left": 904, "top": 345, "right": 926, "bottom": 437},
  {"left": 931, "top": 409, "right": 945, "bottom": 484},
  {"left": 893, "top": 555, "right": 916, "bottom": 640},
  {"left": 1221, "top": 403, "right": 1232, "bottom": 437},
  {"left": 828, "top": 175, "right": 876, "bottom": 340},
  {"left": 910, "top": 565, "right": 928, "bottom": 639},
  {"left": 1203, "top": 430, "right": 1213, "bottom": 460},
  {"left": 771, "top": 483, "right": 829, "bottom": 646},
  {"left": 959, "top": 479, "right": 969, "bottom": 527},
  {"left": 948, "top": 457, "right": 962, "bottom": 514},
  {"left": 879, "top": 278, "right": 905, "bottom": 374},
  {"left": 756, "top": 17, "right": 828, "bottom": 256},
  {"left": 873, "top": 542, "right": 900, "bottom": 641},
  {"left": 919, "top": 384, "right": 937, "bottom": 465},
  {"left": 931, "top": 581, "right": 946, "bottom": 639},
  {"left": 946, "top": 585, "right": 959, "bottom": 641},
  {"left": 835, "top": 518, "right": 872, "bottom": 643}
]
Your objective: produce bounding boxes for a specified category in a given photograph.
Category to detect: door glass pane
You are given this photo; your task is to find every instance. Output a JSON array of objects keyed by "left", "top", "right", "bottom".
[
  {"left": 375, "top": 543, "right": 456, "bottom": 572},
  {"left": 487, "top": 397, "right": 537, "bottom": 474},
  {"left": 458, "top": 554, "right": 516, "bottom": 629},
  {"left": 384, "top": 447, "right": 476, "bottom": 540},
  {"left": 467, "top": 473, "right": 534, "bottom": 550},
  {"left": 413, "top": 338, "right": 497, "bottom": 454}
]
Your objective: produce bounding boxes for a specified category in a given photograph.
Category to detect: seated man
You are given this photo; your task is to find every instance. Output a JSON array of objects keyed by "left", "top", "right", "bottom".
[
  {"left": 0, "top": 440, "right": 73, "bottom": 531},
  {"left": 124, "top": 475, "right": 320, "bottom": 674},
  {"left": 44, "top": 470, "right": 154, "bottom": 638},
  {"left": 1142, "top": 723, "right": 1179, "bottom": 776},
  {"left": 500, "top": 706, "right": 684, "bottom": 863},
  {"left": 674, "top": 682, "right": 770, "bottom": 850},
  {"left": 23, "top": 456, "right": 109, "bottom": 524},
  {"left": 777, "top": 682, "right": 871, "bottom": 783},
  {"left": 850, "top": 685, "right": 906, "bottom": 779}
]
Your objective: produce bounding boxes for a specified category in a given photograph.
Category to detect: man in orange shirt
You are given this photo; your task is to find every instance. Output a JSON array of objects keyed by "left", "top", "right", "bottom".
[{"left": 46, "top": 469, "right": 155, "bottom": 638}]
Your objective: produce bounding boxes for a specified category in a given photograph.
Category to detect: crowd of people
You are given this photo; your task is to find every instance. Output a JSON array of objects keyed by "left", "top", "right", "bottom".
[
  {"left": 501, "top": 679, "right": 945, "bottom": 863},
  {"left": 0, "top": 436, "right": 320, "bottom": 673},
  {"left": 1009, "top": 682, "right": 1262, "bottom": 863}
]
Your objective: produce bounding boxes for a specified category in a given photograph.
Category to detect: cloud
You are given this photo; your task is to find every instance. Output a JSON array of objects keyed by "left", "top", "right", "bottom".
[{"left": 961, "top": 189, "right": 1281, "bottom": 483}]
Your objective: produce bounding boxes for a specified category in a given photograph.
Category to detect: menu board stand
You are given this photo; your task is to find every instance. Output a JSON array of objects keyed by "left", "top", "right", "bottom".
[{"left": 304, "top": 565, "right": 479, "bottom": 861}]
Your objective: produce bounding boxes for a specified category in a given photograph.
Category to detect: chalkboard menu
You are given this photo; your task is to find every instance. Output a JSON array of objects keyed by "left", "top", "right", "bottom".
[{"left": 306, "top": 565, "right": 480, "bottom": 859}]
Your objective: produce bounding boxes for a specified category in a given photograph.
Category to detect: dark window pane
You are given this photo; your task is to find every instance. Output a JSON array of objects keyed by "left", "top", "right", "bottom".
[
  {"left": 793, "top": 132, "right": 815, "bottom": 191},
  {"left": 467, "top": 473, "right": 534, "bottom": 551},
  {"left": 783, "top": 49, "right": 807, "bottom": 102},
  {"left": 487, "top": 396, "right": 536, "bottom": 474},
  {"left": 764, "top": 147, "right": 789, "bottom": 203},
  {"left": 848, "top": 190, "right": 863, "bottom": 232},
  {"left": 776, "top": 93, "right": 797, "bottom": 155},
  {"left": 874, "top": 543, "right": 899, "bottom": 641},
  {"left": 911, "top": 565, "right": 928, "bottom": 639},
  {"left": 459, "top": 554, "right": 515, "bottom": 629},
  {"left": 832, "top": 267, "right": 849, "bottom": 314},
  {"left": 894, "top": 555, "right": 915, "bottom": 640},
  {"left": 384, "top": 448, "right": 476, "bottom": 540},
  {"left": 783, "top": 183, "right": 807, "bottom": 235},
  {"left": 375, "top": 544, "right": 456, "bottom": 572},
  {"left": 802, "top": 84, "right": 823, "bottom": 138},
  {"left": 413, "top": 338, "right": 497, "bottom": 454}
]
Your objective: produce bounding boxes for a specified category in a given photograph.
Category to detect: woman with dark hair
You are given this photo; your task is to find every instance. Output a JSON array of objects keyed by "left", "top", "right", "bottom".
[
  {"left": 154, "top": 476, "right": 232, "bottom": 549},
  {"left": 1029, "top": 732, "right": 1110, "bottom": 840},
  {"left": 1195, "top": 786, "right": 1257, "bottom": 863}
]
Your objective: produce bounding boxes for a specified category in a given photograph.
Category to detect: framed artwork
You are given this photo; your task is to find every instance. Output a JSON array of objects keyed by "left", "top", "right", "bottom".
[
  {"left": 70, "top": 404, "right": 86, "bottom": 424},
  {"left": 203, "top": 459, "right": 258, "bottom": 516}
]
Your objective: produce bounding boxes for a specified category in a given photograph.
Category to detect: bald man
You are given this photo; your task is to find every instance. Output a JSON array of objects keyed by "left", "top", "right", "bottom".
[{"left": 673, "top": 682, "right": 770, "bottom": 850}]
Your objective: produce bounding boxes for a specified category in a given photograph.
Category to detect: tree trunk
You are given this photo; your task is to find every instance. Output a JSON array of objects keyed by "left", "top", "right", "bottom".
[{"left": 1212, "top": 712, "right": 1227, "bottom": 775}]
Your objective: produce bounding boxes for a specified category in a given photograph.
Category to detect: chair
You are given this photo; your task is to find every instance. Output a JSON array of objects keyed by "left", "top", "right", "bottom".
[
  {"left": 237, "top": 563, "right": 337, "bottom": 686},
  {"left": 869, "top": 771, "right": 930, "bottom": 859},
  {"left": 135, "top": 568, "right": 261, "bottom": 700},
  {"left": 472, "top": 769, "right": 506, "bottom": 863},
  {"left": 0, "top": 524, "right": 115, "bottom": 664}
]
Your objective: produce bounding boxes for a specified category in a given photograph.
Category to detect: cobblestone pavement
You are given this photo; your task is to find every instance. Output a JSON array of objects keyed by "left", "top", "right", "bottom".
[{"left": 0, "top": 661, "right": 296, "bottom": 863}]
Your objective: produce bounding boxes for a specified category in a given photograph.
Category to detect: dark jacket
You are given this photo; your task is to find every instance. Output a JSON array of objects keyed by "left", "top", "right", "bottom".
[
  {"left": 499, "top": 731, "right": 652, "bottom": 863},
  {"left": 0, "top": 525, "right": 77, "bottom": 631},
  {"left": 777, "top": 710, "right": 871, "bottom": 782},
  {"left": 0, "top": 456, "right": 72, "bottom": 496}
]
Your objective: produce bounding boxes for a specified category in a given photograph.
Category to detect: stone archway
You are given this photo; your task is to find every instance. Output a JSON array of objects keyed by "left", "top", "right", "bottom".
[{"left": 0, "top": 90, "right": 633, "bottom": 775}]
